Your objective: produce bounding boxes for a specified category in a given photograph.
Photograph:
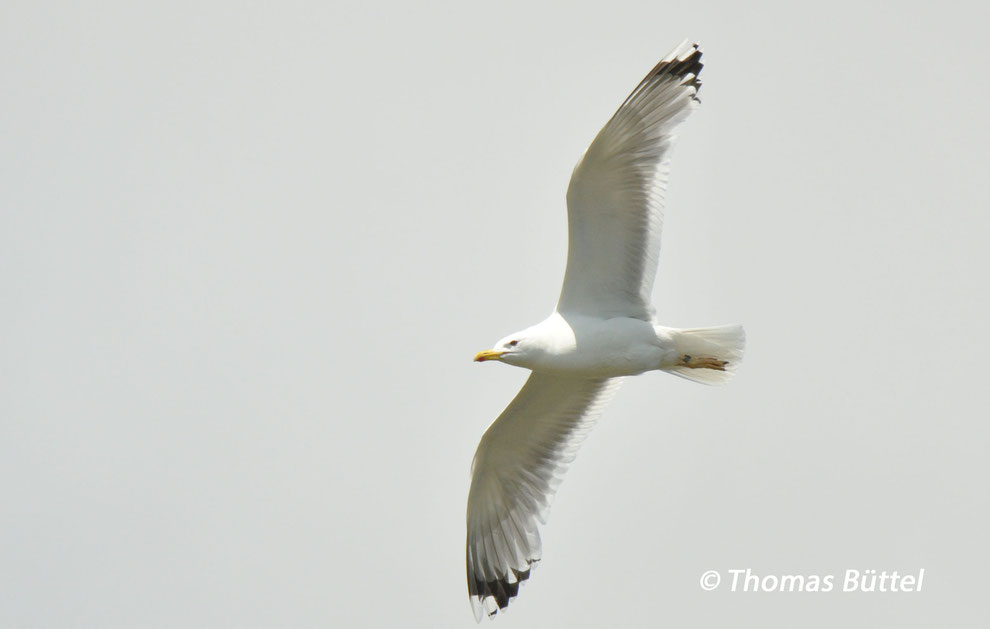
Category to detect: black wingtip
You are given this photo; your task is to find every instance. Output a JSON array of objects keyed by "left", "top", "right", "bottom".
[
  {"left": 654, "top": 42, "right": 704, "bottom": 100},
  {"left": 468, "top": 559, "right": 538, "bottom": 620}
]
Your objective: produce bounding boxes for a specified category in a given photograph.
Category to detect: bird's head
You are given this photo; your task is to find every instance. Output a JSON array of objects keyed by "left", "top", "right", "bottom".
[{"left": 474, "top": 330, "right": 535, "bottom": 367}]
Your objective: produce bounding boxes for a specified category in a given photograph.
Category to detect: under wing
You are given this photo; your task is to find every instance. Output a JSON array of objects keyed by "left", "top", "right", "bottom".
[
  {"left": 466, "top": 373, "right": 622, "bottom": 620},
  {"left": 557, "top": 42, "right": 703, "bottom": 320}
]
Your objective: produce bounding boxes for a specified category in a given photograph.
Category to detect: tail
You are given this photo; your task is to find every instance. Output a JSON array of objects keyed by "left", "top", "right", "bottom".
[{"left": 664, "top": 324, "right": 745, "bottom": 385}]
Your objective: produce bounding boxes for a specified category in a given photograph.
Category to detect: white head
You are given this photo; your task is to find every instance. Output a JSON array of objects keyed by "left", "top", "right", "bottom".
[{"left": 474, "top": 328, "right": 543, "bottom": 368}]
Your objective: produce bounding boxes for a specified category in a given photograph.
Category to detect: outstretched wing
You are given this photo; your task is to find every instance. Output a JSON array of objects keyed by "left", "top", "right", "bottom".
[
  {"left": 466, "top": 373, "right": 622, "bottom": 620},
  {"left": 557, "top": 42, "right": 704, "bottom": 320}
]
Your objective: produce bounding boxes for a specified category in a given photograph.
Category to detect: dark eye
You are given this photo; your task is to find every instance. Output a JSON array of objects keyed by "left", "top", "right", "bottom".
[{"left": 508, "top": 340, "right": 519, "bottom": 347}]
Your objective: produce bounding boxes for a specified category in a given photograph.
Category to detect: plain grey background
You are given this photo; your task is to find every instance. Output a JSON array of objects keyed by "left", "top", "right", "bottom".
[{"left": 3, "top": 1, "right": 988, "bottom": 627}]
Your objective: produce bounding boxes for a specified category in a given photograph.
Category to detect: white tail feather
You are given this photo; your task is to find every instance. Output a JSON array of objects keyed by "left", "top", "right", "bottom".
[{"left": 665, "top": 324, "right": 745, "bottom": 385}]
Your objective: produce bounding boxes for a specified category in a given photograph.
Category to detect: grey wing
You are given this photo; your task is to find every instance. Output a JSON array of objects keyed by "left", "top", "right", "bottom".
[
  {"left": 466, "top": 373, "right": 622, "bottom": 620},
  {"left": 557, "top": 42, "right": 704, "bottom": 320}
]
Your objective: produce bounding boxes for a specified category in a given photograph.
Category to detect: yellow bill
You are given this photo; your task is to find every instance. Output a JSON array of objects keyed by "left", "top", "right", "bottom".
[{"left": 473, "top": 349, "right": 504, "bottom": 362}]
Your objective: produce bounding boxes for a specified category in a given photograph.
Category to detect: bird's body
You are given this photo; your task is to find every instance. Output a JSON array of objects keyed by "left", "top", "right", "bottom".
[
  {"left": 493, "top": 312, "right": 670, "bottom": 377},
  {"left": 466, "top": 41, "right": 745, "bottom": 620}
]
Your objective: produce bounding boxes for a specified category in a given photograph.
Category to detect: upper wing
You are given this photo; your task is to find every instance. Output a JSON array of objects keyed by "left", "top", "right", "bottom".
[
  {"left": 557, "top": 42, "right": 704, "bottom": 320},
  {"left": 466, "top": 373, "right": 622, "bottom": 620}
]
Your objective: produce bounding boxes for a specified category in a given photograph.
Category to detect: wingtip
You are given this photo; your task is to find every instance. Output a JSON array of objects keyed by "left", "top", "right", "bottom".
[
  {"left": 663, "top": 41, "right": 704, "bottom": 99},
  {"left": 662, "top": 39, "right": 700, "bottom": 60},
  {"left": 468, "top": 560, "right": 538, "bottom": 621}
]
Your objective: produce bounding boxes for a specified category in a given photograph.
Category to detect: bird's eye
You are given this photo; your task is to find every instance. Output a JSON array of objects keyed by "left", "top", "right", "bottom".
[{"left": 508, "top": 340, "right": 519, "bottom": 347}]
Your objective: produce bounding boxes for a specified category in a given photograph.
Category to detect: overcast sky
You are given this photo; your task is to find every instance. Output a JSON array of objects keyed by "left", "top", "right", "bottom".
[{"left": 3, "top": 1, "right": 989, "bottom": 627}]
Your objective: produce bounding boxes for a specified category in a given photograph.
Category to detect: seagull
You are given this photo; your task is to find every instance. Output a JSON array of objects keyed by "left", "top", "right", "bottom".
[{"left": 466, "top": 41, "right": 745, "bottom": 620}]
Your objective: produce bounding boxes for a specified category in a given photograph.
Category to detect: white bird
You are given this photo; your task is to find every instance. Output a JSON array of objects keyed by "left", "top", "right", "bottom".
[{"left": 466, "top": 41, "right": 745, "bottom": 620}]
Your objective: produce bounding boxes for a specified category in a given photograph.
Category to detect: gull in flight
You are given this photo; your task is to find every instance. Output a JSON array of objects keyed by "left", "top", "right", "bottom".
[{"left": 466, "top": 41, "right": 745, "bottom": 620}]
